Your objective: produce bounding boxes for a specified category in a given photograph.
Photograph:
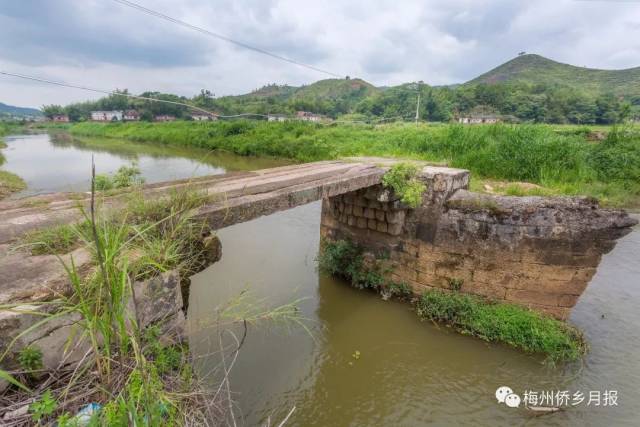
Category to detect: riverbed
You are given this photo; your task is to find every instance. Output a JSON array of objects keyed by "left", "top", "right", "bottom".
[{"left": 2, "top": 133, "right": 639, "bottom": 426}]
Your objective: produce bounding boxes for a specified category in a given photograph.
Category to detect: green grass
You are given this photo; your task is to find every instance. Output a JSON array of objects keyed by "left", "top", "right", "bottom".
[
  {"left": 21, "top": 223, "right": 84, "bottom": 255},
  {"left": 0, "top": 170, "right": 26, "bottom": 200},
  {"left": 416, "top": 290, "right": 586, "bottom": 362},
  {"left": 69, "top": 121, "right": 640, "bottom": 208},
  {"left": 318, "top": 239, "right": 586, "bottom": 362},
  {"left": 1, "top": 124, "right": 28, "bottom": 198},
  {"left": 2, "top": 182, "right": 309, "bottom": 425}
]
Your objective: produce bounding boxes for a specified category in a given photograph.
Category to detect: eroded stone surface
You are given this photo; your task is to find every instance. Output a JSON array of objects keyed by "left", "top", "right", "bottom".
[{"left": 321, "top": 168, "right": 637, "bottom": 320}]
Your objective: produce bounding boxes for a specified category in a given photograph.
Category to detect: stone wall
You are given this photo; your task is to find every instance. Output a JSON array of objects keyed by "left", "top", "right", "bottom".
[{"left": 320, "top": 166, "right": 637, "bottom": 320}]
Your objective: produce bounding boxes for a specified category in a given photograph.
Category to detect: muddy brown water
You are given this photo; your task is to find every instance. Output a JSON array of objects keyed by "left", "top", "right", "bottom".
[
  {"left": 189, "top": 202, "right": 640, "bottom": 427},
  {"left": 2, "top": 133, "right": 639, "bottom": 426}
]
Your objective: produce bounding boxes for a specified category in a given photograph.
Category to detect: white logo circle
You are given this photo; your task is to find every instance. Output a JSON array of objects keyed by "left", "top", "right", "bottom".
[
  {"left": 505, "top": 393, "right": 521, "bottom": 408},
  {"left": 495, "top": 386, "right": 513, "bottom": 403}
]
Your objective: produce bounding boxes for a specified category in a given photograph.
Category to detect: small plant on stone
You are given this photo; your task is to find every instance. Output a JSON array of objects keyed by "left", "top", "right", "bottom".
[
  {"left": 388, "top": 282, "right": 413, "bottom": 298},
  {"left": 382, "top": 163, "right": 426, "bottom": 208},
  {"left": 30, "top": 390, "right": 58, "bottom": 422},
  {"left": 448, "top": 278, "right": 464, "bottom": 292},
  {"left": 18, "top": 346, "right": 43, "bottom": 374}
]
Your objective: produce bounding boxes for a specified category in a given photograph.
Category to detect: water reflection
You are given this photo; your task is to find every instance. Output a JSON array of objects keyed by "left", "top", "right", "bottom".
[{"left": 0, "top": 133, "right": 290, "bottom": 196}]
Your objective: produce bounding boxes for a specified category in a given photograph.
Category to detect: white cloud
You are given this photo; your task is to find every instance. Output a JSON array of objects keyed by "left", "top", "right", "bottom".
[{"left": 1, "top": 0, "right": 639, "bottom": 108}]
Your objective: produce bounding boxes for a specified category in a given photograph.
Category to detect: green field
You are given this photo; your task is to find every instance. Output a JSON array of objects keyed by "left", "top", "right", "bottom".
[{"left": 68, "top": 121, "right": 640, "bottom": 209}]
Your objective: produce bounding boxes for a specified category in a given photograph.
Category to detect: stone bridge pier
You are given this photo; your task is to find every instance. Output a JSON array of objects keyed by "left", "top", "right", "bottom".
[{"left": 320, "top": 166, "right": 637, "bottom": 319}]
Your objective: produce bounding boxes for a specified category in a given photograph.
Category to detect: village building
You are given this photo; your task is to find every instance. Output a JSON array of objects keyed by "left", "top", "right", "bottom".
[
  {"left": 155, "top": 114, "right": 176, "bottom": 122},
  {"left": 123, "top": 110, "right": 140, "bottom": 121},
  {"left": 191, "top": 113, "right": 217, "bottom": 121},
  {"left": 91, "top": 110, "right": 123, "bottom": 122},
  {"left": 457, "top": 115, "right": 501, "bottom": 124},
  {"left": 267, "top": 114, "right": 288, "bottom": 122},
  {"left": 296, "top": 111, "right": 323, "bottom": 122},
  {"left": 51, "top": 114, "right": 70, "bottom": 123}
]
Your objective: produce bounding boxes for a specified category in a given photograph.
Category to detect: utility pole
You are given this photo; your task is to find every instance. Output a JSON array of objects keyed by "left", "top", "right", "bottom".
[{"left": 415, "top": 92, "right": 421, "bottom": 126}]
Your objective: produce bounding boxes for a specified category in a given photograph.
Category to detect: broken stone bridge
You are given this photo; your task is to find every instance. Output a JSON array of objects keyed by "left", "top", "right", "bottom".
[{"left": 0, "top": 158, "right": 636, "bottom": 384}]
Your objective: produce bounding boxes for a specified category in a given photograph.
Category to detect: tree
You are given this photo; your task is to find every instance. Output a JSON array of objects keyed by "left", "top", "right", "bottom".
[{"left": 41, "top": 105, "right": 64, "bottom": 118}]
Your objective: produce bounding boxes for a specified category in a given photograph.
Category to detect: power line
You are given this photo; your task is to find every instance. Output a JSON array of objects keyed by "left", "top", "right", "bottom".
[
  {"left": 0, "top": 70, "right": 284, "bottom": 119},
  {"left": 0, "top": 70, "right": 234, "bottom": 117},
  {"left": 0, "top": 70, "right": 414, "bottom": 124},
  {"left": 110, "top": 0, "right": 342, "bottom": 79}
]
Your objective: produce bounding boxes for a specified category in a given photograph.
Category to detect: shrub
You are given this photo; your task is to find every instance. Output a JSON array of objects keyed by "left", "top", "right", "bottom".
[
  {"left": 382, "top": 163, "right": 427, "bottom": 208},
  {"left": 94, "top": 162, "right": 145, "bottom": 191}
]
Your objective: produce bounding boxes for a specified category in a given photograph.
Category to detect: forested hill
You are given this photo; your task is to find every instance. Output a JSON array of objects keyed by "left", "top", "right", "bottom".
[
  {"left": 0, "top": 102, "right": 42, "bottom": 117},
  {"left": 44, "top": 56, "right": 640, "bottom": 125},
  {"left": 213, "top": 78, "right": 379, "bottom": 117},
  {"left": 468, "top": 54, "right": 640, "bottom": 97}
]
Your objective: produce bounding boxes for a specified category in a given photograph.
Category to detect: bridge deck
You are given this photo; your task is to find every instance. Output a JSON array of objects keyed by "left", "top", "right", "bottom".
[
  {"left": 0, "top": 159, "right": 398, "bottom": 304},
  {"left": 0, "top": 160, "right": 389, "bottom": 244}
]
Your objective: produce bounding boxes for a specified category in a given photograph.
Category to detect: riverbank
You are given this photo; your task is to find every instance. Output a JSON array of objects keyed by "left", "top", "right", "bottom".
[
  {"left": 0, "top": 176, "right": 306, "bottom": 424},
  {"left": 0, "top": 187, "right": 218, "bottom": 424},
  {"left": 69, "top": 121, "right": 640, "bottom": 209},
  {"left": 0, "top": 127, "right": 27, "bottom": 199}
]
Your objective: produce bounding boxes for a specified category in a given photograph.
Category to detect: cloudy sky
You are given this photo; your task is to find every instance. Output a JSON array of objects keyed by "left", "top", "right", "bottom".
[{"left": 1, "top": 0, "right": 639, "bottom": 108}]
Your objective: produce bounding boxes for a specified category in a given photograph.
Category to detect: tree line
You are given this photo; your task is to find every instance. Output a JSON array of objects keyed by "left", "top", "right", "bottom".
[{"left": 43, "top": 81, "right": 638, "bottom": 125}]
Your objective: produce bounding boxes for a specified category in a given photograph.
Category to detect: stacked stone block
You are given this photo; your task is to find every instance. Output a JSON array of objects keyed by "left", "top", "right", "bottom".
[
  {"left": 320, "top": 166, "right": 637, "bottom": 320},
  {"left": 327, "top": 186, "right": 408, "bottom": 236}
]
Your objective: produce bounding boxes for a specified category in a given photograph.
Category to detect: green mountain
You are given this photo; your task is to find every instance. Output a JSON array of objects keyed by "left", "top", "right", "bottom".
[
  {"left": 0, "top": 102, "right": 42, "bottom": 117},
  {"left": 212, "top": 78, "right": 379, "bottom": 117},
  {"left": 292, "top": 78, "right": 379, "bottom": 100},
  {"left": 467, "top": 54, "right": 640, "bottom": 97}
]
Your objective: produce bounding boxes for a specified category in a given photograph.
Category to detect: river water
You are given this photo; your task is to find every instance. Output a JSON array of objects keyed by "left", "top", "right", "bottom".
[
  {"left": 0, "top": 132, "right": 289, "bottom": 196},
  {"left": 2, "top": 133, "right": 639, "bottom": 426}
]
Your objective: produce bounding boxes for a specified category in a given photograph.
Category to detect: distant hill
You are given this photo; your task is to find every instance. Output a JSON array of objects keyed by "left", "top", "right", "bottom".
[
  {"left": 0, "top": 102, "right": 42, "bottom": 117},
  {"left": 214, "top": 78, "right": 379, "bottom": 117},
  {"left": 467, "top": 54, "right": 640, "bottom": 97},
  {"left": 292, "top": 78, "right": 379, "bottom": 100}
]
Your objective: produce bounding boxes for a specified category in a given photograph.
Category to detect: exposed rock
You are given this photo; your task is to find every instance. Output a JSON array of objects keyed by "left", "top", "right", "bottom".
[{"left": 321, "top": 167, "right": 636, "bottom": 320}]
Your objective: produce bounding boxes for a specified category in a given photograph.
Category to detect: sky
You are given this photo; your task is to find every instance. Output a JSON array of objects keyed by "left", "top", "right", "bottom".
[{"left": 1, "top": 0, "right": 640, "bottom": 108}]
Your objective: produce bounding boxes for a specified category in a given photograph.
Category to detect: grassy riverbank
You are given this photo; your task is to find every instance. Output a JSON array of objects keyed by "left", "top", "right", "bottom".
[
  {"left": 0, "top": 125, "right": 27, "bottom": 199},
  {"left": 69, "top": 121, "right": 640, "bottom": 208},
  {"left": 317, "top": 239, "right": 587, "bottom": 362},
  {"left": 2, "top": 185, "right": 303, "bottom": 424}
]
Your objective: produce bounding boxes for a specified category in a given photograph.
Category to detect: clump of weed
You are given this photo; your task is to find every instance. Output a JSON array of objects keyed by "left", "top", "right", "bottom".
[
  {"left": 21, "top": 222, "right": 87, "bottom": 255},
  {"left": 17, "top": 346, "right": 43, "bottom": 374},
  {"left": 382, "top": 163, "right": 427, "bottom": 208},
  {"left": 447, "top": 277, "right": 463, "bottom": 291},
  {"left": 95, "top": 162, "right": 145, "bottom": 191},
  {"left": 317, "top": 239, "right": 388, "bottom": 291},
  {"left": 30, "top": 390, "right": 57, "bottom": 422},
  {"left": 415, "top": 290, "right": 587, "bottom": 362}
]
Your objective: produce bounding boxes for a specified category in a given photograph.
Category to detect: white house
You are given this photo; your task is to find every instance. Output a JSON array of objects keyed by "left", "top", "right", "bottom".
[
  {"left": 191, "top": 113, "right": 217, "bottom": 121},
  {"left": 457, "top": 115, "right": 500, "bottom": 124},
  {"left": 91, "top": 111, "right": 123, "bottom": 122},
  {"left": 296, "top": 111, "right": 323, "bottom": 122},
  {"left": 267, "top": 114, "right": 288, "bottom": 122},
  {"left": 123, "top": 110, "right": 140, "bottom": 121}
]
